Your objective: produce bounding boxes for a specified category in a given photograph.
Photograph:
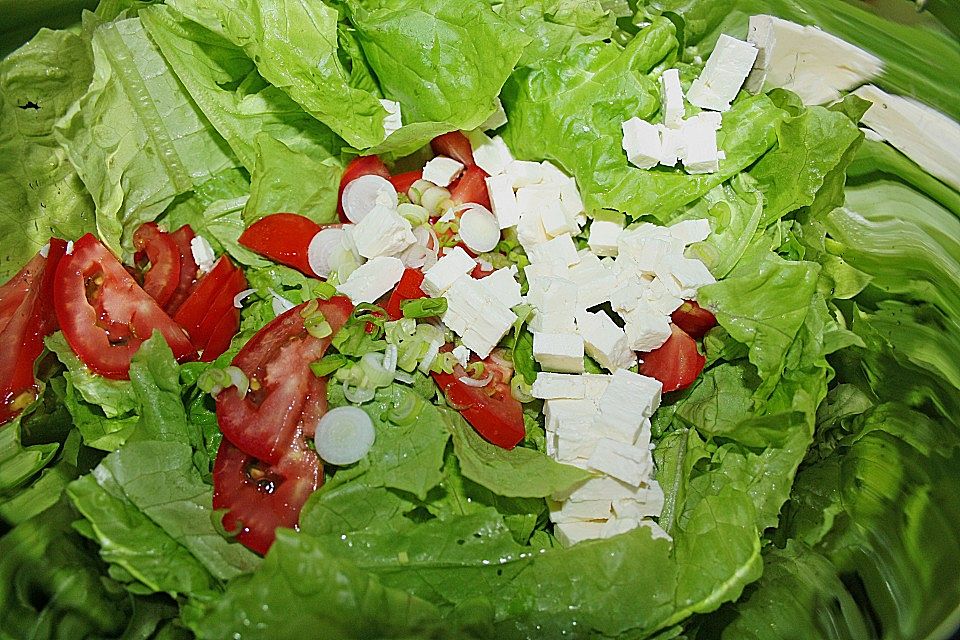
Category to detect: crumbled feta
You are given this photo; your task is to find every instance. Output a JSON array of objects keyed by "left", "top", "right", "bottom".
[
  {"left": 421, "top": 246, "right": 476, "bottom": 297},
  {"left": 422, "top": 156, "right": 464, "bottom": 187},
  {"left": 336, "top": 256, "right": 404, "bottom": 304},
  {"left": 468, "top": 132, "right": 514, "bottom": 177},
  {"left": 379, "top": 99, "right": 402, "bottom": 137},
  {"left": 352, "top": 204, "right": 416, "bottom": 259},
  {"left": 442, "top": 277, "right": 517, "bottom": 358},
  {"left": 505, "top": 160, "right": 545, "bottom": 188},
  {"left": 190, "top": 235, "right": 216, "bottom": 274},
  {"left": 687, "top": 34, "right": 758, "bottom": 112}
]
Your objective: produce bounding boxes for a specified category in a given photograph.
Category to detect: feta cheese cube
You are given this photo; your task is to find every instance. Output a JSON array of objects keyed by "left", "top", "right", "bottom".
[
  {"left": 660, "top": 68, "right": 685, "bottom": 127},
  {"left": 554, "top": 521, "right": 607, "bottom": 546},
  {"left": 526, "top": 233, "right": 580, "bottom": 267},
  {"left": 599, "top": 368, "right": 662, "bottom": 424},
  {"left": 478, "top": 266, "right": 522, "bottom": 308},
  {"left": 609, "top": 279, "right": 646, "bottom": 315},
  {"left": 668, "top": 218, "right": 711, "bottom": 245},
  {"left": 533, "top": 332, "right": 585, "bottom": 373},
  {"left": 661, "top": 256, "right": 716, "bottom": 298},
  {"left": 336, "top": 256, "right": 404, "bottom": 304},
  {"left": 467, "top": 132, "right": 514, "bottom": 177},
  {"left": 680, "top": 113, "right": 723, "bottom": 174},
  {"left": 600, "top": 516, "right": 642, "bottom": 538},
  {"left": 549, "top": 499, "right": 612, "bottom": 523},
  {"left": 524, "top": 260, "right": 569, "bottom": 282},
  {"left": 515, "top": 187, "right": 553, "bottom": 250},
  {"left": 588, "top": 211, "right": 625, "bottom": 257},
  {"left": 554, "top": 475, "right": 642, "bottom": 503},
  {"left": 657, "top": 124, "right": 684, "bottom": 166},
  {"left": 485, "top": 174, "right": 521, "bottom": 229},
  {"left": 582, "top": 373, "right": 613, "bottom": 398},
  {"left": 687, "top": 34, "right": 758, "bottom": 113},
  {"left": 619, "top": 236, "right": 678, "bottom": 274},
  {"left": 190, "top": 235, "right": 216, "bottom": 274},
  {"left": 558, "top": 178, "right": 585, "bottom": 222},
  {"left": 379, "top": 99, "right": 402, "bottom": 137},
  {"left": 539, "top": 161, "right": 569, "bottom": 185},
  {"left": 586, "top": 437, "right": 653, "bottom": 487},
  {"left": 451, "top": 344, "right": 471, "bottom": 368},
  {"left": 526, "top": 275, "right": 578, "bottom": 311},
  {"left": 479, "top": 98, "right": 508, "bottom": 130},
  {"left": 421, "top": 246, "right": 476, "bottom": 297},
  {"left": 352, "top": 204, "right": 416, "bottom": 259},
  {"left": 643, "top": 278, "right": 684, "bottom": 315},
  {"left": 532, "top": 373, "right": 587, "bottom": 400},
  {"left": 505, "top": 160, "right": 545, "bottom": 188},
  {"left": 621, "top": 117, "right": 662, "bottom": 169},
  {"left": 555, "top": 424, "right": 597, "bottom": 465},
  {"left": 576, "top": 311, "right": 636, "bottom": 372},
  {"left": 539, "top": 193, "right": 576, "bottom": 238},
  {"left": 544, "top": 398, "right": 598, "bottom": 433},
  {"left": 624, "top": 306, "right": 672, "bottom": 352},
  {"left": 443, "top": 278, "right": 517, "bottom": 358},
  {"left": 568, "top": 257, "right": 619, "bottom": 309},
  {"left": 422, "top": 156, "right": 464, "bottom": 187},
  {"left": 612, "top": 481, "right": 665, "bottom": 519}
]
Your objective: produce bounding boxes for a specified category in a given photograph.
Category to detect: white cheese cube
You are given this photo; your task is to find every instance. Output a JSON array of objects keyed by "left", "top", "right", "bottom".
[
  {"left": 479, "top": 98, "right": 508, "bottom": 130},
  {"left": 549, "top": 499, "right": 612, "bottom": 523},
  {"left": 599, "top": 368, "right": 662, "bottom": 424},
  {"left": 515, "top": 186, "right": 553, "bottom": 250},
  {"left": 526, "top": 233, "right": 580, "bottom": 266},
  {"left": 554, "top": 521, "right": 607, "bottom": 547},
  {"left": 336, "top": 256, "right": 404, "bottom": 304},
  {"left": 539, "top": 160, "right": 569, "bottom": 185},
  {"left": 640, "top": 520, "right": 672, "bottom": 541},
  {"left": 554, "top": 475, "right": 641, "bottom": 503},
  {"left": 555, "top": 423, "right": 597, "bottom": 465},
  {"left": 478, "top": 266, "right": 522, "bottom": 308},
  {"left": 505, "top": 160, "right": 545, "bottom": 188},
  {"left": 687, "top": 34, "right": 758, "bottom": 112},
  {"left": 609, "top": 279, "right": 646, "bottom": 315},
  {"left": 576, "top": 311, "right": 636, "bottom": 372},
  {"left": 569, "top": 258, "right": 619, "bottom": 309},
  {"left": 484, "top": 173, "right": 521, "bottom": 230},
  {"left": 532, "top": 311, "right": 577, "bottom": 334},
  {"left": 532, "top": 373, "right": 587, "bottom": 400},
  {"left": 668, "top": 218, "right": 711, "bottom": 245},
  {"left": 533, "top": 332, "right": 585, "bottom": 373},
  {"left": 523, "top": 260, "right": 569, "bottom": 282},
  {"left": 661, "top": 256, "right": 716, "bottom": 298},
  {"left": 586, "top": 438, "right": 653, "bottom": 487},
  {"left": 422, "top": 156, "right": 464, "bottom": 187},
  {"left": 544, "top": 398, "right": 598, "bottom": 433},
  {"left": 746, "top": 15, "right": 883, "bottom": 106},
  {"left": 621, "top": 117, "right": 662, "bottom": 169},
  {"left": 588, "top": 213, "right": 624, "bottom": 257},
  {"left": 352, "top": 204, "right": 417, "bottom": 259},
  {"left": 660, "top": 68, "right": 685, "bottom": 127},
  {"left": 558, "top": 177, "right": 585, "bottom": 222},
  {"left": 657, "top": 124, "right": 684, "bottom": 166},
  {"left": 612, "top": 481, "right": 665, "bottom": 519},
  {"left": 539, "top": 194, "right": 576, "bottom": 238},
  {"left": 443, "top": 280, "right": 517, "bottom": 358},
  {"left": 624, "top": 306, "right": 672, "bottom": 352},
  {"left": 680, "top": 113, "right": 723, "bottom": 174},
  {"left": 421, "top": 246, "right": 476, "bottom": 297},
  {"left": 582, "top": 373, "right": 613, "bottom": 398},
  {"left": 451, "top": 344, "right": 471, "bottom": 368},
  {"left": 526, "top": 275, "right": 578, "bottom": 311},
  {"left": 467, "top": 132, "right": 514, "bottom": 177},
  {"left": 641, "top": 277, "right": 683, "bottom": 315},
  {"left": 600, "top": 516, "right": 643, "bottom": 538},
  {"left": 190, "top": 235, "right": 216, "bottom": 274},
  {"left": 379, "top": 99, "right": 402, "bottom": 137},
  {"left": 619, "top": 236, "right": 677, "bottom": 274},
  {"left": 633, "top": 417, "right": 653, "bottom": 450}
]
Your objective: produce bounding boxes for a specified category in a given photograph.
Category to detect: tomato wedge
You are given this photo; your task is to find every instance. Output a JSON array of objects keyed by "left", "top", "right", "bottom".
[
  {"left": 202, "top": 307, "right": 241, "bottom": 363},
  {"left": 54, "top": 234, "right": 195, "bottom": 379},
  {"left": 213, "top": 436, "right": 321, "bottom": 556},
  {"left": 0, "top": 239, "right": 66, "bottom": 424},
  {"left": 389, "top": 170, "right": 423, "bottom": 195},
  {"left": 165, "top": 225, "right": 198, "bottom": 315},
  {"left": 671, "top": 300, "right": 717, "bottom": 339},
  {"left": 432, "top": 349, "right": 524, "bottom": 449},
  {"left": 431, "top": 131, "right": 475, "bottom": 167},
  {"left": 238, "top": 213, "right": 323, "bottom": 276},
  {"left": 216, "top": 297, "right": 353, "bottom": 464},
  {"left": 133, "top": 222, "right": 181, "bottom": 309},
  {"left": 338, "top": 156, "right": 390, "bottom": 221},
  {"left": 639, "top": 324, "right": 706, "bottom": 393},
  {"left": 195, "top": 268, "right": 247, "bottom": 361},
  {"left": 384, "top": 268, "right": 426, "bottom": 320},
  {"left": 173, "top": 257, "right": 236, "bottom": 345},
  {"left": 449, "top": 165, "right": 491, "bottom": 209}
]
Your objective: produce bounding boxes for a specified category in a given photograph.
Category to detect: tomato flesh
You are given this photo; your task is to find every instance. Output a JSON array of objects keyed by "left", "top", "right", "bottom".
[
  {"left": 216, "top": 297, "right": 353, "bottom": 464},
  {"left": 338, "top": 156, "right": 390, "bottom": 221},
  {"left": 213, "top": 437, "right": 321, "bottom": 556},
  {"left": 639, "top": 324, "right": 706, "bottom": 393},
  {"left": 0, "top": 239, "right": 66, "bottom": 423},
  {"left": 173, "top": 257, "right": 236, "bottom": 344},
  {"left": 431, "top": 349, "right": 524, "bottom": 449},
  {"left": 238, "top": 213, "right": 322, "bottom": 276},
  {"left": 54, "top": 234, "right": 195, "bottom": 380},
  {"left": 431, "top": 131, "right": 475, "bottom": 167},
  {"left": 671, "top": 300, "right": 717, "bottom": 339},
  {"left": 384, "top": 268, "right": 426, "bottom": 320},
  {"left": 165, "top": 225, "right": 198, "bottom": 315},
  {"left": 389, "top": 170, "right": 423, "bottom": 195},
  {"left": 133, "top": 222, "right": 181, "bottom": 309},
  {"left": 449, "top": 165, "right": 491, "bottom": 209}
]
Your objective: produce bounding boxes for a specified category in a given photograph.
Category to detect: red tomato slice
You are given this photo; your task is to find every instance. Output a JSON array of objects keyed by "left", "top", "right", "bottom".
[
  {"left": 449, "top": 165, "right": 491, "bottom": 209},
  {"left": 213, "top": 436, "right": 321, "bottom": 556},
  {"left": 338, "top": 156, "right": 390, "bottom": 221},
  {"left": 389, "top": 170, "right": 423, "bottom": 195},
  {"left": 201, "top": 306, "right": 240, "bottom": 363},
  {"left": 133, "top": 222, "right": 181, "bottom": 309},
  {"left": 216, "top": 297, "right": 353, "bottom": 464},
  {"left": 194, "top": 268, "right": 247, "bottom": 359},
  {"left": 165, "top": 225, "right": 198, "bottom": 315},
  {"left": 639, "top": 324, "right": 706, "bottom": 393},
  {"left": 238, "top": 213, "right": 323, "bottom": 276},
  {"left": 431, "top": 349, "right": 524, "bottom": 449},
  {"left": 384, "top": 268, "right": 426, "bottom": 320},
  {"left": 173, "top": 257, "right": 235, "bottom": 341},
  {"left": 54, "top": 234, "right": 195, "bottom": 380},
  {"left": 670, "top": 300, "right": 717, "bottom": 339},
  {"left": 431, "top": 131, "right": 475, "bottom": 167},
  {"left": 0, "top": 239, "right": 67, "bottom": 423}
]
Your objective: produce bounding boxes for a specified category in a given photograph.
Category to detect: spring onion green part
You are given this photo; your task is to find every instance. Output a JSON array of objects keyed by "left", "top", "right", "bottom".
[
  {"left": 401, "top": 297, "right": 448, "bottom": 319},
  {"left": 311, "top": 354, "right": 349, "bottom": 378}
]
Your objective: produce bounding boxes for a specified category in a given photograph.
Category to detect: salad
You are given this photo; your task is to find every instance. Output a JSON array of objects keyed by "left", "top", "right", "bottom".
[{"left": 1, "top": 0, "right": 959, "bottom": 638}]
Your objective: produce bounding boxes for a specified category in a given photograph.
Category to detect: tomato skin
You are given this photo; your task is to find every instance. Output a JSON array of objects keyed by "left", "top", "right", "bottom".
[
  {"left": 338, "top": 156, "right": 390, "bottom": 221},
  {"left": 639, "top": 324, "right": 706, "bottom": 393},
  {"left": 213, "top": 436, "right": 321, "bottom": 556},
  {"left": 0, "top": 239, "right": 67, "bottom": 424},
  {"left": 431, "top": 350, "right": 524, "bottom": 449},
  {"left": 431, "top": 131, "right": 475, "bottom": 167},
  {"left": 216, "top": 297, "right": 353, "bottom": 464},
  {"left": 671, "top": 300, "right": 717, "bottom": 339},
  {"left": 165, "top": 225, "right": 198, "bottom": 315},
  {"left": 173, "top": 257, "right": 235, "bottom": 343},
  {"left": 238, "top": 213, "right": 322, "bottom": 276},
  {"left": 389, "top": 170, "right": 423, "bottom": 195},
  {"left": 133, "top": 222, "right": 181, "bottom": 308},
  {"left": 449, "top": 165, "right": 491, "bottom": 209},
  {"left": 384, "top": 268, "right": 426, "bottom": 320},
  {"left": 201, "top": 306, "right": 240, "bottom": 363},
  {"left": 54, "top": 234, "right": 195, "bottom": 380},
  {"left": 195, "top": 267, "right": 247, "bottom": 361}
]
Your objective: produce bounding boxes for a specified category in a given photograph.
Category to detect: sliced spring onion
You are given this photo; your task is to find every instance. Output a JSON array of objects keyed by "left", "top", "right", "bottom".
[
  {"left": 458, "top": 205, "right": 501, "bottom": 253},
  {"left": 342, "top": 380, "right": 376, "bottom": 405},
  {"left": 418, "top": 339, "right": 443, "bottom": 374},
  {"left": 511, "top": 375, "right": 534, "bottom": 403},
  {"left": 420, "top": 185, "right": 452, "bottom": 214},
  {"left": 458, "top": 372, "right": 493, "bottom": 387},
  {"left": 359, "top": 351, "right": 395, "bottom": 388},
  {"left": 407, "top": 179, "right": 435, "bottom": 205},
  {"left": 397, "top": 203, "right": 429, "bottom": 226},
  {"left": 197, "top": 366, "right": 248, "bottom": 397},
  {"left": 307, "top": 227, "right": 347, "bottom": 278},
  {"left": 342, "top": 174, "right": 396, "bottom": 223},
  {"left": 393, "top": 371, "right": 415, "bottom": 385},
  {"left": 401, "top": 297, "right": 448, "bottom": 319},
  {"left": 233, "top": 288, "right": 255, "bottom": 308},
  {"left": 311, "top": 354, "right": 349, "bottom": 377},
  {"left": 269, "top": 288, "right": 296, "bottom": 315},
  {"left": 315, "top": 406, "right": 376, "bottom": 465}
]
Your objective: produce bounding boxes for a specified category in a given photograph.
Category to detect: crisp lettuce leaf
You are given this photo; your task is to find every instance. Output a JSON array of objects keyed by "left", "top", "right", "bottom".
[{"left": 55, "top": 15, "right": 237, "bottom": 257}]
